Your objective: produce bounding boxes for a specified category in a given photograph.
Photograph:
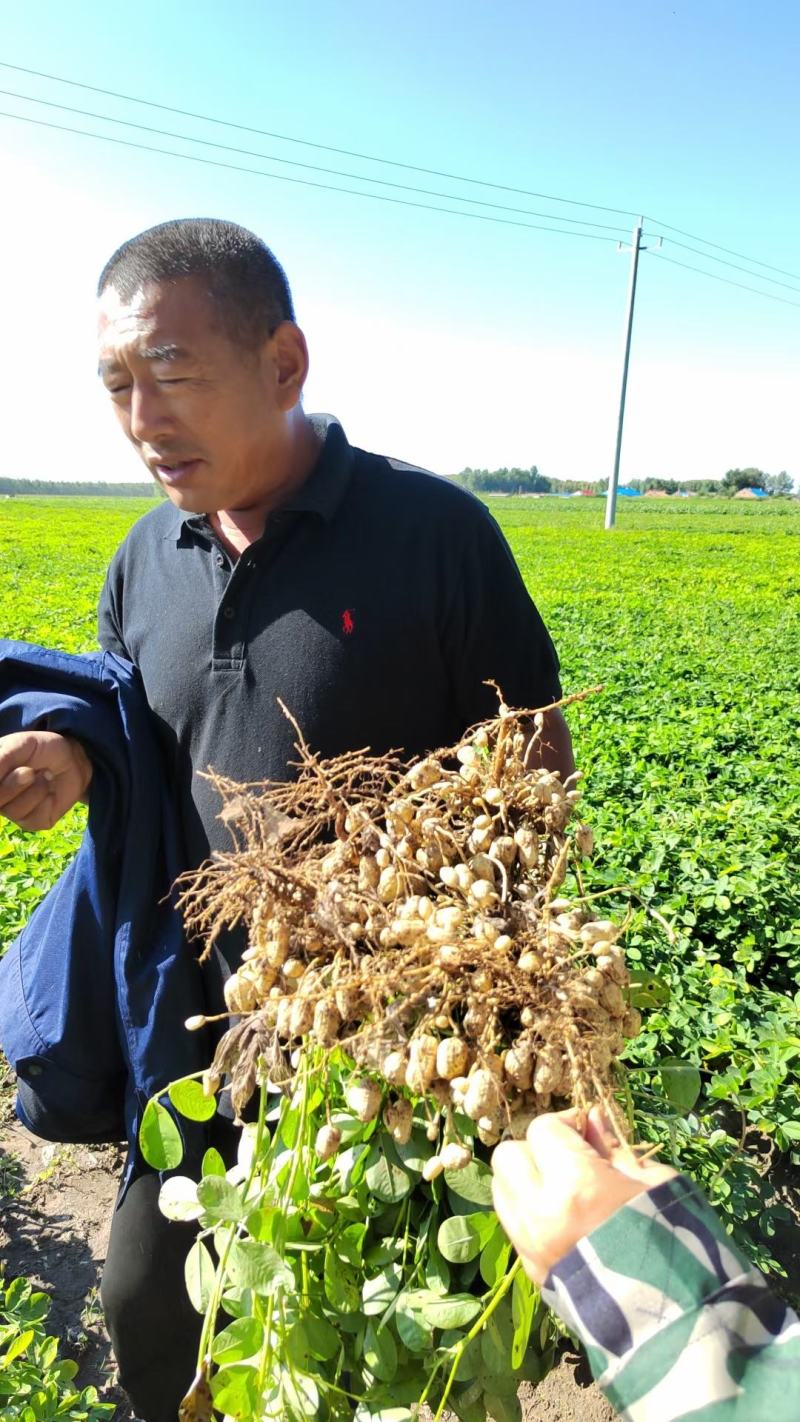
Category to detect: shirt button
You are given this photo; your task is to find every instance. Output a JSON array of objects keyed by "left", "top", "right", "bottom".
[
  {"left": 222, "top": 605, "right": 235, "bottom": 620},
  {"left": 215, "top": 554, "right": 225, "bottom": 567}
]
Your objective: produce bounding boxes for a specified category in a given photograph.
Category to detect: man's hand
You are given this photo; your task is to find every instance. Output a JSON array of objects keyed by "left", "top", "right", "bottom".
[
  {"left": 0, "top": 731, "right": 93, "bottom": 831},
  {"left": 523, "top": 707, "right": 575, "bottom": 781},
  {"left": 492, "top": 1107, "right": 676, "bottom": 1284}
]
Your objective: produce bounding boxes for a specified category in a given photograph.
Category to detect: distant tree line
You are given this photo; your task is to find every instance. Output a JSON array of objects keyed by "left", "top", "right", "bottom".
[
  {"left": 455, "top": 466, "right": 552, "bottom": 494},
  {"left": 720, "top": 468, "right": 793, "bottom": 495},
  {"left": 0, "top": 478, "right": 163, "bottom": 497},
  {"left": 1, "top": 468, "right": 794, "bottom": 499},
  {"left": 453, "top": 466, "right": 795, "bottom": 496}
]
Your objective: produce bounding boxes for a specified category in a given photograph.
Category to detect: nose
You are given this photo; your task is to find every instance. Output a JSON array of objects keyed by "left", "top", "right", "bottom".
[{"left": 128, "top": 381, "right": 174, "bottom": 447}]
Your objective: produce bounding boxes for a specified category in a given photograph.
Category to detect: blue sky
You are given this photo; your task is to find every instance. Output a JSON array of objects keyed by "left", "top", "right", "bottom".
[{"left": 1, "top": 0, "right": 797, "bottom": 483}]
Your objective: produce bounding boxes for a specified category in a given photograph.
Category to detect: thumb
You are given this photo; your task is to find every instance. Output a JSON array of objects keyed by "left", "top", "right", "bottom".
[{"left": 491, "top": 1141, "right": 548, "bottom": 1283}]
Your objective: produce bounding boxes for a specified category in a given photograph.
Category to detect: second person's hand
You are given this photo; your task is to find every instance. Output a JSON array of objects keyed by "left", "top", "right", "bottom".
[{"left": 492, "top": 1107, "right": 677, "bottom": 1285}]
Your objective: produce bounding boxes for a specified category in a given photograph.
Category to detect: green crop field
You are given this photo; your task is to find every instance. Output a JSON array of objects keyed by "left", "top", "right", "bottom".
[{"left": 2, "top": 493, "right": 799, "bottom": 1282}]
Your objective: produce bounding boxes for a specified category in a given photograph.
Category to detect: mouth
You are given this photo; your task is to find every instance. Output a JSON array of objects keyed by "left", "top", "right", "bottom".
[{"left": 151, "top": 458, "right": 203, "bottom": 485}]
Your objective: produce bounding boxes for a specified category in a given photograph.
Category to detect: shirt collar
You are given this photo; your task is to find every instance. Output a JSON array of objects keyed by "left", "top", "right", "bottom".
[{"left": 169, "top": 413, "right": 354, "bottom": 543}]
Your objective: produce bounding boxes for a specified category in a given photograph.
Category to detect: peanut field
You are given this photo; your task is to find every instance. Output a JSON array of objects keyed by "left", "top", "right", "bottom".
[{"left": 1, "top": 492, "right": 799, "bottom": 1415}]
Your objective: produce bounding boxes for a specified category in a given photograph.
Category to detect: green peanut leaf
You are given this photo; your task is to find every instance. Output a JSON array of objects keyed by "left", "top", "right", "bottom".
[
  {"left": 440, "top": 1329, "right": 483, "bottom": 1383},
  {"left": 354, "top": 1406, "right": 414, "bottom": 1422},
  {"left": 660, "top": 1057, "right": 703, "bottom": 1113},
  {"left": 281, "top": 1370, "right": 320, "bottom": 1420},
  {"left": 168, "top": 1076, "right": 217, "bottom": 1122},
  {"left": 211, "top": 1315, "right": 264, "bottom": 1365},
  {"left": 303, "top": 1313, "right": 341, "bottom": 1361},
  {"left": 184, "top": 1238, "right": 216, "bottom": 1314},
  {"left": 324, "top": 1244, "right": 360, "bottom": 1312},
  {"left": 364, "top": 1319, "right": 398, "bottom": 1381},
  {"left": 405, "top": 1289, "right": 483, "bottom": 1330},
  {"left": 480, "top": 1298, "right": 515, "bottom": 1376},
  {"left": 335, "top": 1221, "right": 367, "bottom": 1266},
  {"left": 362, "top": 1264, "right": 402, "bottom": 1315},
  {"left": 158, "top": 1175, "right": 203, "bottom": 1223},
  {"left": 1, "top": 1328, "right": 34, "bottom": 1366},
  {"left": 480, "top": 1225, "right": 511, "bottom": 1288},
  {"left": 511, "top": 1269, "right": 538, "bottom": 1368},
  {"left": 227, "top": 1239, "right": 294, "bottom": 1296},
  {"left": 196, "top": 1175, "right": 244, "bottom": 1224},
  {"left": 210, "top": 1363, "right": 259, "bottom": 1414},
  {"left": 395, "top": 1302, "right": 433, "bottom": 1353},
  {"left": 201, "top": 1146, "right": 227, "bottom": 1177},
  {"left": 424, "top": 1237, "right": 451, "bottom": 1294},
  {"left": 484, "top": 1390, "right": 522, "bottom": 1422},
  {"left": 438, "top": 1212, "right": 496, "bottom": 1263},
  {"left": 365, "top": 1138, "right": 414, "bottom": 1202},
  {"left": 445, "top": 1158, "right": 494, "bottom": 1210},
  {"left": 628, "top": 969, "right": 670, "bottom": 1009},
  {"left": 138, "top": 1099, "right": 183, "bottom": 1170}
]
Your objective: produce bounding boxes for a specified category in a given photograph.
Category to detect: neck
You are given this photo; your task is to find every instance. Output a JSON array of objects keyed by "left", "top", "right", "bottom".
[{"left": 210, "top": 414, "right": 321, "bottom": 556}]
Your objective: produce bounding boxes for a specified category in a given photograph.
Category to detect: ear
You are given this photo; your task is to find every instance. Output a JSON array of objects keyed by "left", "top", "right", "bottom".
[{"left": 268, "top": 322, "right": 310, "bottom": 412}]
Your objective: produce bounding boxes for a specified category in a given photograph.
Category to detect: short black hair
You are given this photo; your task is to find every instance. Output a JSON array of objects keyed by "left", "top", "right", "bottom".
[{"left": 97, "top": 218, "right": 295, "bottom": 349}]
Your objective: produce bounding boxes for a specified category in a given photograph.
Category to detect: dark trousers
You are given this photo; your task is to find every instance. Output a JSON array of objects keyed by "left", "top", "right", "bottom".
[{"left": 101, "top": 1120, "right": 240, "bottom": 1422}]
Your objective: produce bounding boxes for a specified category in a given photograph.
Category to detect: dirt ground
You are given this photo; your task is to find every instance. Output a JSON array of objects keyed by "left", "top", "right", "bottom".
[{"left": 0, "top": 1105, "right": 613, "bottom": 1422}]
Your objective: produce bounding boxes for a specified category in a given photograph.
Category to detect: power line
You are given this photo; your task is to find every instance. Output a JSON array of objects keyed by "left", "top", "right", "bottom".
[
  {"left": 656, "top": 234, "right": 800, "bottom": 296},
  {"left": 644, "top": 214, "right": 800, "bottom": 285},
  {"left": 6, "top": 60, "right": 795, "bottom": 291},
  {"left": 0, "top": 108, "right": 622, "bottom": 242},
  {"left": 645, "top": 248, "right": 800, "bottom": 310},
  {"left": 0, "top": 59, "right": 640, "bottom": 221},
  {"left": 3, "top": 69, "right": 797, "bottom": 314},
  {"left": 5, "top": 107, "right": 797, "bottom": 317},
  {"left": 0, "top": 87, "right": 631, "bottom": 236}
]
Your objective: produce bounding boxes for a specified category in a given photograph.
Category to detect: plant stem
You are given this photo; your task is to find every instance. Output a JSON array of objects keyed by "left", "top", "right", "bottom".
[
  {"left": 196, "top": 1077, "right": 268, "bottom": 1371},
  {"left": 430, "top": 1257, "right": 522, "bottom": 1422}
]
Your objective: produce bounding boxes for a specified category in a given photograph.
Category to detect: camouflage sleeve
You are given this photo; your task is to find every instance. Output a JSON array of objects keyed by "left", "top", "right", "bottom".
[{"left": 541, "top": 1174, "right": 800, "bottom": 1420}]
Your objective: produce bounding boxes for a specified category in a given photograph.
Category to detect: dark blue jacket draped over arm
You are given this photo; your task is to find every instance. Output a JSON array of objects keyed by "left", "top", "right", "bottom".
[{"left": 0, "top": 641, "right": 211, "bottom": 1181}]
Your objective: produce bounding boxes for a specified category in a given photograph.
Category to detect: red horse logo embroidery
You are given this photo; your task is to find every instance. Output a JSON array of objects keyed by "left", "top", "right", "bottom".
[{"left": 341, "top": 609, "right": 355, "bottom": 636}]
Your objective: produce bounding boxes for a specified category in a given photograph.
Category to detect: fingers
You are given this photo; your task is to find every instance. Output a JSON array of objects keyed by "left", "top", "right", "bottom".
[
  {"left": 604, "top": 1146, "right": 677, "bottom": 1189},
  {"left": 0, "top": 778, "right": 58, "bottom": 831},
  {"left": 0, "top": 764, "right": 37, "bottom": 804},
  {"left": 0, "top": 766, "right": 53, "bottom": 823},
  {"left": 524, "top": 1109, "right": 599, "bottom": 1168},
  {"left": 491, "top": 1142, "right": 548, "bottom": 1284},
  {"left": 0, "top": 732, "right": 46, "bottom": 783},
  {"left": 0, "top": 735, "right": 56, "bottom": 826},
  {"left": 584, "top": 1105, "right": 620, "bottom": 1159},
  {"left": 0, "top": 732, "right": 92, "bottom": 830},
  {"left": 584, "top": 1106, "right": 676, "bottom": 1188}
]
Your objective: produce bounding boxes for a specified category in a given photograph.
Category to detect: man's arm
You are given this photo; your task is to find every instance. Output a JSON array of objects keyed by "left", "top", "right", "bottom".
[
  {"left": 442, "top": 505, "right": 567, "bottom": 745},
  {"left": 524, "top": 706, "right": 575, "bottom": 781},
  {"left": 97, "top": 562, "right": 131, "bottom": 661}
]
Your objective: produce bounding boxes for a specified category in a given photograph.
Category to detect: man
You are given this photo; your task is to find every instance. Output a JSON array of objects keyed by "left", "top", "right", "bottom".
[{"left": 0, "top": 218, "right": 572, "bottom": 1420}]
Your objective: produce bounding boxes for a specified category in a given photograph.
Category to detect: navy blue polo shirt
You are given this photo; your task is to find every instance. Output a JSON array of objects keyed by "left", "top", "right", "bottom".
[{"left": 98, "top": 416, "right": 561, "bottom": 873}]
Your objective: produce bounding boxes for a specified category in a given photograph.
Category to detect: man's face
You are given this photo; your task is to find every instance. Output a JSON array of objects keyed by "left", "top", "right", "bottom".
[{"left": 97, "top": 276, "right": 302, "bottom": 512}]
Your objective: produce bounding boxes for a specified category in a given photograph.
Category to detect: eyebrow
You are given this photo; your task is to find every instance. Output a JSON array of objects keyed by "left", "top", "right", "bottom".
[
  {"left": 140, "top": 343, "right": 191, "bottom": 362},
  {"left": 97, "top": 344, "right": 192, "bottom": 378}
]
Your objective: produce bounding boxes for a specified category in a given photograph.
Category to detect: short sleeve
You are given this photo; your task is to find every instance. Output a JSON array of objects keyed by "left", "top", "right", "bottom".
[{"left": 440, "top": 506, "right": 561, "bottom": 727}]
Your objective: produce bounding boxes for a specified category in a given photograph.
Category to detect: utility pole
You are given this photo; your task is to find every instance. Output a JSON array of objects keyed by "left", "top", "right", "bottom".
[{"left": 605, "top": 218, "right": 646, "bottom": 530}]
